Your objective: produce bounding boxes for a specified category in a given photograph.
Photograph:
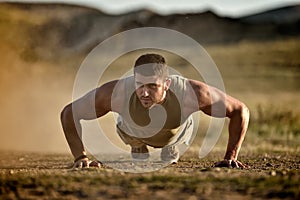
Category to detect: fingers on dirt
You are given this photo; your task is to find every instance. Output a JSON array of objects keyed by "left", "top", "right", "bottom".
[{"left": 214, "top": 160, "right": 230, "bottom": 168}]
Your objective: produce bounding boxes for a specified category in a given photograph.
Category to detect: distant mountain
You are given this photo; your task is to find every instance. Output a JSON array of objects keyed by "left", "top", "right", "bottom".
[
  {"left": 0, "top": 2, "right": 299, "bottom": 62},
  {"left": 119, "top": 5, "right": 300, "bottom": 44},
  {"left": 239, "top": 5, "right": 300, "bottom": 36}
]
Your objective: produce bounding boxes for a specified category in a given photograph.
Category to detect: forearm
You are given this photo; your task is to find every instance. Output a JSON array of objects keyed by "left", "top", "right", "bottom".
[
  {"left": 61, "top": 105, "right": 86, "bottom": 159},
  {"left": 225, "top": 105, "right": 250, "bottom": 160}
]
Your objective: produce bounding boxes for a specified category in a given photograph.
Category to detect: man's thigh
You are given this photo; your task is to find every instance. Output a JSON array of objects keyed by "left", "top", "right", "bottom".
[{"left": 116, "top": 125, "right": 145, "bottom": 147}]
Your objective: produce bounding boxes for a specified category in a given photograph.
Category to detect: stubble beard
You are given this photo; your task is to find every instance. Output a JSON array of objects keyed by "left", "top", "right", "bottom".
[{"left": 139, "top": 90, "right": 166, "bottom": 109}]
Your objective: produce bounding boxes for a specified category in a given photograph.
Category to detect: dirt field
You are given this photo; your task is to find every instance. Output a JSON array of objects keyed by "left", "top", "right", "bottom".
[{"left": 0, "top": 148, "right": 299, "bottom": 200}]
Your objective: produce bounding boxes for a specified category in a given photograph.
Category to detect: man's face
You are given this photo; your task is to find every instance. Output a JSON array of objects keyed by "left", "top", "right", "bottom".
[{"left": 135, "top": 73, "right": 167, "bottom": 109}]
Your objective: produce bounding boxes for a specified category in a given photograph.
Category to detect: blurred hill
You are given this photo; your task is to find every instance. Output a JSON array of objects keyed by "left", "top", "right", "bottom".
[{"left": 0, "top": 2, "right": 299, "bottom": 62}]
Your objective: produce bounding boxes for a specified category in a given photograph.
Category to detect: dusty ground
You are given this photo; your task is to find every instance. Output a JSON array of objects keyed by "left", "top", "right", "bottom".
[{"left": 0, "top": 150, "right": 299, "bottom": 200}]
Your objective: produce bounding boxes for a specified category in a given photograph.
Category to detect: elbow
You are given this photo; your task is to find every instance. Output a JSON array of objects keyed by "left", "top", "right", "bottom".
[
  {"left": 236, "top": 103, "right": 250, "bottom": 122},
  {"left": 242, "top": 103, "right": 250, "bottom": 121},
  {"left": 61, "top": 104, "right": 73, "bottom": 126},
  {"left": 230, "top": 102, "right": 250, "bottom": 121}
]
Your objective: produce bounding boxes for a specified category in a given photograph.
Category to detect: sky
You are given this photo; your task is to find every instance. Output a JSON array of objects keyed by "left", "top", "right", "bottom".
[{"left": 3, "top": 0, "right": 300, "bottom": 17}]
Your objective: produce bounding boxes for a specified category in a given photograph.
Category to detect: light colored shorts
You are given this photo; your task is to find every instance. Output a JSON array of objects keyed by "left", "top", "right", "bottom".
[{"left": 116, "top": 116, "right": 194, "bottom": 148}]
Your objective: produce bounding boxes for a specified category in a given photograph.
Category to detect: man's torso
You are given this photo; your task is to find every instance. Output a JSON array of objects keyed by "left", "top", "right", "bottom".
[{"left": 115, "top": 75, "right": 188, "bottom": 147}]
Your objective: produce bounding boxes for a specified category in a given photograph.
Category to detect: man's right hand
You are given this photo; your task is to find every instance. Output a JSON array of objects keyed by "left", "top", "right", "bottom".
[{"left": 72, "top": 157, "right": 102, "bottom": 169}]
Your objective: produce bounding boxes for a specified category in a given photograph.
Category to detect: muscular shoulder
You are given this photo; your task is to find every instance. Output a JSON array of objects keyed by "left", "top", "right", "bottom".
[
  {"left": 187, "top": 79, "right": 210, "bottom": 97},
  {"left": 181, "top": 79, "right": 211, "bottom": 116}
]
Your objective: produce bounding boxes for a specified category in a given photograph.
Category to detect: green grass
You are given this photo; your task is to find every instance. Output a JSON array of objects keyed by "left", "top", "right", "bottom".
[{"left": 251, "top": 104, "right": 300, "bottom": 136}]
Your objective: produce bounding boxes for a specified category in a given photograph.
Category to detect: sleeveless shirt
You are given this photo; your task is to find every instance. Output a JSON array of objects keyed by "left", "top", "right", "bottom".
[{"left": 116, "top": 75, "right": 188, "bottom": 147}]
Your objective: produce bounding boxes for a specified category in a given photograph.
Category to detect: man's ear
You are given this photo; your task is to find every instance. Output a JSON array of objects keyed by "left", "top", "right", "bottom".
[{"left": 164, "top": 78, "right": 171, "bottom": 90}]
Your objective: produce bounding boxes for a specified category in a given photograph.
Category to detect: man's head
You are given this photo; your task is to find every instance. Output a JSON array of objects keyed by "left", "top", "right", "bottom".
[
  {"left": 133, "top": 53, "right": 171, "bottom": 109},
  {"left": 134, "top": 53, "right": 168, "bottom": 79}
]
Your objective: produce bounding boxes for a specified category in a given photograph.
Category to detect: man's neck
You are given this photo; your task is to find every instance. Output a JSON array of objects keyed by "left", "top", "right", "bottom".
[{"left": 148, "top": 90, "right": 167, "bottom": 110}]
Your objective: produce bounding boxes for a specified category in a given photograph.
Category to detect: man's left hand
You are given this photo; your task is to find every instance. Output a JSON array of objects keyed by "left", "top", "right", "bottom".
[{"left": 214, "top": 159, "right": 249, "bottom": 169}]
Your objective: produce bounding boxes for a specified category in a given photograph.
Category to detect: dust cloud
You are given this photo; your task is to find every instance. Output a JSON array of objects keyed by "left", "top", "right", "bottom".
[
  {"left": 0, "top": 46, "right": 77, "bottom": 153},
  {"left": 0, "top": 46, "right": 137, "bottom": 154}
]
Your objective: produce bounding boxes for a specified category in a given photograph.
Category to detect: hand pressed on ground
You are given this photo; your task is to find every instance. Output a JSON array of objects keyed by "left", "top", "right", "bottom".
[
  {"left": 72, "top": 157, "right": 102, "bottom": 169},
  {"left": 214, "top": 159, "right": 249, "bottom": 169}
]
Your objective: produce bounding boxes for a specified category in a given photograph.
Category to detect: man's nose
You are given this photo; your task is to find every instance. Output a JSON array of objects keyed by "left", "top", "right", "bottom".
[{"left": 142, "top": 86, "right": 150, "bottom": 96}]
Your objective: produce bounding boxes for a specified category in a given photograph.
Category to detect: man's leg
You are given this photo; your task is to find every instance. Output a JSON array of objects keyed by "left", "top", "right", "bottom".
[
  {"left": 161, "top": 145, "right": 179, "bottom": 164},
  {"left": 161, "top": 117, "right": 194, "bottom": 164}
]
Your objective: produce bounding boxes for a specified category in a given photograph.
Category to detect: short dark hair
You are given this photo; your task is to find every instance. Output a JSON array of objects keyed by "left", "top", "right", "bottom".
[{"left": 134, "top": 53, "right": 168, "bottom": 79}]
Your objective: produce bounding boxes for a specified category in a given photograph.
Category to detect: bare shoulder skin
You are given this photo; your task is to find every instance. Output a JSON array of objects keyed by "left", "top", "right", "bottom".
[{"left": 184, "top": 79, "right": 250, "bottom": 168}]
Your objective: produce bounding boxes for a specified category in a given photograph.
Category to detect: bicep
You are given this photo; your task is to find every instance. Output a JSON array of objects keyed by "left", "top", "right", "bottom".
[
  {"left": 72, "top": 81, "right": 118, "bottom": 120},
  {"left": 205, "top": 87, "right": 245, "bottom": 118},
  {"left": 201, "top": 86, "right": 227, "bottom": 117},
  {"left": 185, "top": 80, "right": 238, "bottom": 118}
]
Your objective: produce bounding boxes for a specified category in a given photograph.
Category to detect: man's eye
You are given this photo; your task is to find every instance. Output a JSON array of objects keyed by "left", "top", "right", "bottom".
[{"left": 148, "top": 84, "right": 158, "bottom": 89}]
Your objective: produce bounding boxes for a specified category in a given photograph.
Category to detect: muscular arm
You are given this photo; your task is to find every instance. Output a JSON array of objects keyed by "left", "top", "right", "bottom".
[
  {"left": 186, "top": 80, "right": 250, "bottom": 167},
  {"left": 60, "top": 80, "right": 119, "bottom": 160}
]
